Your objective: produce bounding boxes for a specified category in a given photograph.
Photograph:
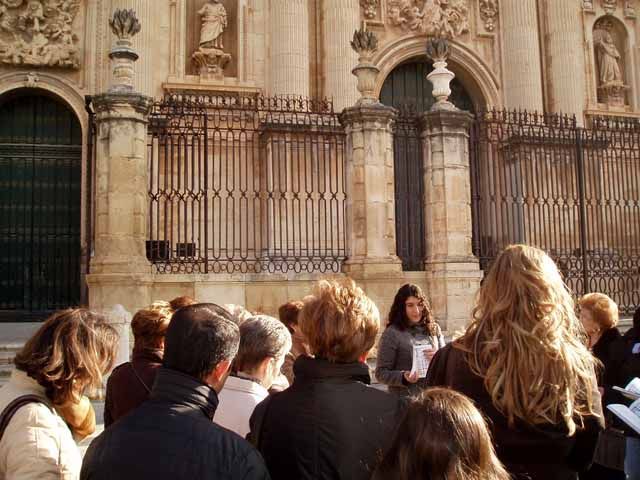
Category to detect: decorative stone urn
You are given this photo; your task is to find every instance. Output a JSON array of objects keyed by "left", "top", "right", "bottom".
[
  {"left": 426, "top": 38, "right": 457, "bottom": 111},
  {"left": 108, "top": 9, "right": 142, "bottom": 93},
  {"left": 350, "top": 28, "right": 380, "bottom": 105}
]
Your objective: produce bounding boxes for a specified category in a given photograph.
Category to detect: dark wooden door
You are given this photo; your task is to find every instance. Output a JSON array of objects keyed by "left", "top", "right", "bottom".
[
  {"left": 380, "top": 60, "right": 473, "bottom": 271},
  {"left": 0, "top": 92, "right": 82, "bottom": 320}
]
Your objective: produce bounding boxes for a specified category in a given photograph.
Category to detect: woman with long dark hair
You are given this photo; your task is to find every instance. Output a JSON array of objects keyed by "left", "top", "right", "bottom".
[{"left": 375, "top": 283, "right": 445, "bottom": 397}]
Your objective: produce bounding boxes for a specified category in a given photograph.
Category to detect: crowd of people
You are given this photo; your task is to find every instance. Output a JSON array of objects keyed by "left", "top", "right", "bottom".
[{"left": 0, "top": 244, "right": 639, "bottom": 479}]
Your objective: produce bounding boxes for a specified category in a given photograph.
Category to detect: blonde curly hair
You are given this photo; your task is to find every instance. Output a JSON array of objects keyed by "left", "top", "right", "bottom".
[{"left": 457, "top": 245, "right": 600, "bottom": 435}]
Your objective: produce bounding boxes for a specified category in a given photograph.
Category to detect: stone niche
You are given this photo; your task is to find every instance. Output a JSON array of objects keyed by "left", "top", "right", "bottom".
[
  {"left": 186, "top": 0, "right": 237, "bottom": 80},
  {"left": 593, "top": 16, "right": 630, "bottom": 107},
  {"left": 0, "top": 0, "right": 83, "bottom": 70}
]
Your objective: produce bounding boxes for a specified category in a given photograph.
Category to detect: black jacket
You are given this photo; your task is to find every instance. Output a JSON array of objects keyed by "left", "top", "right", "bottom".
[
  {"left": 591, "top": 327, "right": 622, "bottom": 407},
  {"left": 248, "top": 356, "right": 406, "bottom": 480},
  {"left": 81, "top": 368, "right": 270, "bottom": 480},
  {"left": 427, "top": 343, "right": 604, "bottom": 480}
]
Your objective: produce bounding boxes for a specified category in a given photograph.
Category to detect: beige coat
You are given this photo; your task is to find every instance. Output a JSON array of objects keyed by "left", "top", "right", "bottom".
[{"left": 0, "top": 370, "right": 82, "bottom": 480}]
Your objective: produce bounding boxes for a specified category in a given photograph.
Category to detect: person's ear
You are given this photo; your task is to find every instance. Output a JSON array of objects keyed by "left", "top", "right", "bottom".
[{"left": 203, "top": 359, "right": 232, "bottom": 392}]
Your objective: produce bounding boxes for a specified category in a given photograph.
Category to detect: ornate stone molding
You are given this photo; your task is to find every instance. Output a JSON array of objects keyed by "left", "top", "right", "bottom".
[
  {"left": 625, "top": 0, "right": 636, "bottom": 18},
  {"left": 0, "top": 0, "right": 81, "bottom": 68},
  {"left": 92, "top": 92, "right": 153, "bottom": 117},
  {"left": 583, "top": 0, "right": 594, "bottom": 11},
  {"left": 479, "top": 0, "right": 499, "bottom": 32},
  {"left": 387, "top": 0, "right": 469, "bottom": 38},
  {"left": 360, "top": 0, "right": 378, "bottom": 19},
  {"left": 602, "top": 0, "right": 617, "bottom": 14}
]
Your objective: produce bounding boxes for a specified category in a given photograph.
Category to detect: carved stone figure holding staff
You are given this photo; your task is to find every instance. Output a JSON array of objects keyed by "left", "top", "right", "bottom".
[
  {"left": 595, "top": 22, "right": 623, "bottom": 86},
  {"left": 198, "top": 0, "right": 227, "bottom": 50}
]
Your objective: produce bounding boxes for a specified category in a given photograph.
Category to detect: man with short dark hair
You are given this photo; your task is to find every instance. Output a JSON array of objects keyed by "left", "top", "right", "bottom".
[{"left": 81, "top": 304, "right": 270, "bottom": 480}]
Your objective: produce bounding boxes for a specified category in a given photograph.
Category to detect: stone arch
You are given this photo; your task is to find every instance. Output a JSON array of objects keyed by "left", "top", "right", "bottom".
[
  {"left": 373, "top": 35, "right": 501, "bottom": 110},
  {"left": 0, "top": 72, "right": 90, "bottom": 305}
]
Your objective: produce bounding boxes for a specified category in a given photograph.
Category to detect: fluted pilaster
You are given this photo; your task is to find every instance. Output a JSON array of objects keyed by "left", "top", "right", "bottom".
[
  {"left": 501, "top": 0, "right": 544, "bottom": 111},
  {"left": 322, "top": 0, "right": 360, "bottom": 111},
  {"left": 269, "top": 0, "right": 310, "bottom": 96},
  {"left": 545, "top": 0, "right": 586, "bottom": 121},
  {"left": 111, "top": 0, "right": 154, "bottom": 96}
]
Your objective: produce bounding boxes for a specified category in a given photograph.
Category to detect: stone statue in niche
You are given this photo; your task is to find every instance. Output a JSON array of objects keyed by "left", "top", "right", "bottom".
[
  {"left": 191, "top": 0, "right": 231, "bottom": 80},
  {"left": 0, "top": 0, "right": 80, "bottom": 69},
  {"left": 594, "top": 19, "right": 628, "bottom": 107}
]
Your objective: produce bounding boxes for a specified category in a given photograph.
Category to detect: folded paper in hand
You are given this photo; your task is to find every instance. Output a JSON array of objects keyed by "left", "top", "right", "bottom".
[{"left": 410, "top": 341, "right": 433, "bottom": 379}]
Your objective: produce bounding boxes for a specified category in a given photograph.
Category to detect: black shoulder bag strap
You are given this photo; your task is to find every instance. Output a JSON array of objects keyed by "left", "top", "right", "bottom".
[{"left": 0, "top": 395, "right": 48, "bottom": 443}]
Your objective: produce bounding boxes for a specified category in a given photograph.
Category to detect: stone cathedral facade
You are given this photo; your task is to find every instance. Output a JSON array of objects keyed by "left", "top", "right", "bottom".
[{"left": 0, "top": 0, "right": 638, "bottom": 332}]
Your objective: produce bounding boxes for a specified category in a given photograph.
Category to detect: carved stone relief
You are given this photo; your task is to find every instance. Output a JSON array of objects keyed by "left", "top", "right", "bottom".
[
  {"left": 479, "top": 0, "right": 498, "bottom": 32},
  {"left": 625, "top": 0, "right": 636, "bottom": 17},
  {"left": 602, "top": 0, "right": 618, "bottom": 14},
  {"left": 583, "top": 0, "right": 594, "bottom": 10},
  {"left": 387, "top": 0, "right": 469, "bottom": 38},
  {"left": 0, "top": 0, "right": 81, "bottom": 69},
  {"left": 360, "top": 0, "right": 378, "bottom": 20},
  {"left": 594, "top": 18, "right": 628, "bottom": 106}
]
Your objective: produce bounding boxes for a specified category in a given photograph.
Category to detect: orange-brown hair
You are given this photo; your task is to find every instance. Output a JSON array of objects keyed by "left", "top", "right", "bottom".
[
  {"left": 131, "top": 308, "right": 172, "bottom": 349},
  {"left": 169, "top": 295, "right": 196, "bottom": 312},
  {"left": 376, "top": 388, "right": 510, "bottom": 480},
  {"left": 299, "top": 279, "right": 379, "bottom": 363},
  {"left": 278, "top": 301, "right": 304, "bottom": 334},
  {"left": 579, "top": 292, "right": 619, "bottom": 330},
  {"left": 14, "top": 308, "right": 118, "bottom": 405}
]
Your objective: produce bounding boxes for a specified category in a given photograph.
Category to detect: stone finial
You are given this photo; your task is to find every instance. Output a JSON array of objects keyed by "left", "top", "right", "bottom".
[
  {"left": 351, "top": 27, "right": 378, "bottom": 62},
  {"left": 108, "top": 9, "right": 141, "bottom": 93},
  {"left": 109, "top": 9, "right": 142, "bottom": 41},
  {"left": 426, "top": 38, "right": 456, "bottom": 111},
  {"left": 350, "top": 27, "right": 380, "bottom": 106}
]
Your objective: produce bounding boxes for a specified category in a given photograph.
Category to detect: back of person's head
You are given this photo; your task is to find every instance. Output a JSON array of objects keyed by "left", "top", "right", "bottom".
[
  {"left": 633, "top": 306, "right": 640, "bottom": 334},
  {"left": 579, "top": 292, "right": 619, "bottom": 331},
  {"left": 299, "top": 279, "right": 379, "bottom": 363},
  {"left": 131, "top": 307, "right": 172, "bottom": 350},
  {"left": 14, "top": 308, "right": 118, "bottom": 405},
  {"left": 387, "top": 283, "right": 434, "bottom": 331},
  {"left": 376, "top": 388, "right": 510, "bottom": 480},
  {"left": 459, "top": 244, "right": 599, "bottom": 435},
  {"left": 163, "top": 303, "right": 240, "bottom": 382},
  {"left": 234, "top": 315, "right": 292, "bottom": 388},
  {"left": 223, "top": 303, "right": 253, "bottom": 326},
  {"left": 278, "top": 301, "right": 304, "bottom": 334},
  {"left": 169, "top": 295, "right": 196, "bottom": 312}
]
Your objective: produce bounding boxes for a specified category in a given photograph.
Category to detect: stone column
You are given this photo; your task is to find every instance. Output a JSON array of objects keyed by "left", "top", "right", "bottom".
[
  {"left": 87, "top": 10, "right": 153, "bottom": 317},
  {"left": 545, "top": 1, "right": 587, "bottom": 121},
  {"left": 269, "top": 0, "right": 310, "bottom": 96},
  {"left": 500, "top": 0, "right": 544, "bottom": 111},
  {"left": 322, "top": 0, "right": 360, "bottom": 111},
  {"left": 420, "top": 110, "right": 482, "bottom": 334},
  {"left": 341, "top": 104, "right": 403, "bottom": 278}
]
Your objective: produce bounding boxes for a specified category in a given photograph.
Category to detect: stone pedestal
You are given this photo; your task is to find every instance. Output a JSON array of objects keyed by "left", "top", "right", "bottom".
[
  {"left": 341, "top": 104, "right": 403, "bottom": 278},
  {"left": 87, "top": 92, "right": 154, "bottom": 316},
  {"left": 420, "top": 110, "right": 482, "bottom": 334}
]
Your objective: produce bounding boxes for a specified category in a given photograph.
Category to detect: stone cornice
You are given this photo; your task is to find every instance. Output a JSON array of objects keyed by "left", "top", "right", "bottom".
[
  {"left": 340, "top": 102, "right": 398, "bottom": 127},
  {"left": 91, "top": 92, "right": 153, "bottom": 116},
  {"left": 419, "top": 109, "right": 474, "bottom": 132}
]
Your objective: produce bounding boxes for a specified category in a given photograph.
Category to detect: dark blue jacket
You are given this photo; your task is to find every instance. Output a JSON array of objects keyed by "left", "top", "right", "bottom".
[{"left": 81, "top": 368, "right": 270, "bottom": 480}]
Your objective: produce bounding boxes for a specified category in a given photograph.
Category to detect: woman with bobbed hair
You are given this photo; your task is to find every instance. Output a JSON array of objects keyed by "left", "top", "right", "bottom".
[
  {"left": 0, "top": 308, "right": 118, "bottom": 479},
  {"left": 374, "top": 388, "right": 510, "bottom": 480},
  {"left": 427, "top": 245, "right": 603, "bottom": 480},
  {"left": 375, "top": 283, "right": 445, "bottom": 397},
  {"left": 104, "top": 305, "right": 172, "bottom": 426},
  {"left": 249, "top": 279, "right": 406, "bottom": 480}
]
